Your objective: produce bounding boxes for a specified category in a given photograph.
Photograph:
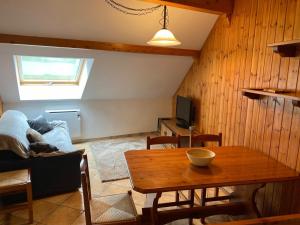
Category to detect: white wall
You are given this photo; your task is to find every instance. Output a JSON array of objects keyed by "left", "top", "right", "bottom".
[{"left": 4, "top": 98, "right": 172, "bottom": 139}]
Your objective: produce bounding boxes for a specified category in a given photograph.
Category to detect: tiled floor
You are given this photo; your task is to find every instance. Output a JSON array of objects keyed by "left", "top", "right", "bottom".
[{"left": 0, "top": 138, "right": 231, "bottom": 225}]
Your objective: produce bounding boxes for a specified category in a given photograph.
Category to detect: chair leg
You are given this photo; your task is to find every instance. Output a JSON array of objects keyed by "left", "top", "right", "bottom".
[
  {"left": 26, "top": 182, "right": 33, "bottom": 224},
  {"left": 175, "top": 191, "right": 180, "bottom": 203},
  {"left": 151, "top": 192, "right": 162, "bottom": 225},
  {"left": 215, "top": 187, "right": 219, "bottom": 197},
  {"left": 188, "top": 190, "right": 194, "bottom": 225},
  {"left": 200, "top": 188, "right": 207, "bottom": 224}
]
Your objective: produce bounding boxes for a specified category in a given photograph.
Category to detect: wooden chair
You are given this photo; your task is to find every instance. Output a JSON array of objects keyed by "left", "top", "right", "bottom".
[
  {"left": 146, "top": 135, "right": 181, "bottom": 149},
  {"left": 191, "top": 133, "right": 222, "bottom": 223},
  {"left": 191, "top": 133, "right": 222, "bottom": 205},
  {"left": 80, "top": 155, "right": 139, "bottom": 225},
  {"left": 0, "top": 169, "right": 33, "bottom": 224},
  {"left": 147, "top": 135, "right": 186, "bottom": 221},
  {"left": 191, "top": 133, "right": 222, "bottom": 148}
]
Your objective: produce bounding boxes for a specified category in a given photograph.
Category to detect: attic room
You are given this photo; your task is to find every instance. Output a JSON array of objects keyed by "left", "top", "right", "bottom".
[{"left": 0, "top": 0, "right": 300, "bottom": 224}]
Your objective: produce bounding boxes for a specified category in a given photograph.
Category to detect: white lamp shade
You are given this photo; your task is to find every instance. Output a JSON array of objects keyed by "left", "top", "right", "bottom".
[{"left": 147, "top": 29, "right": 181, "bottom": 47}]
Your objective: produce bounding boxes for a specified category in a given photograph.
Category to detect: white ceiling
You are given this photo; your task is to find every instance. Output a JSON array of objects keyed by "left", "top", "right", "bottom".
[{"left": 0, "top": 0, "right": 218, "bottom": 103}]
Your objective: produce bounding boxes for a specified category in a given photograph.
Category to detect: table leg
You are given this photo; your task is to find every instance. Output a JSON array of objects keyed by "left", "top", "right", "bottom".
[
  {"left": 151, "top": 192, "right": 162, "bottom": 225},
  {"left": 188, "top": 190, "right": 195, "bottom": 225},
  {"left": 201, "top": 188, "right": 207, "bottom": 224},
  {"left": 142, "top": 193, "right": 157, "bottom": 223}
]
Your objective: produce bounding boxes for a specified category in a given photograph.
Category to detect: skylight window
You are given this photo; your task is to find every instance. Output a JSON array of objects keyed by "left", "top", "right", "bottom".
[
  {"left": 14, "top": 55, "right": 94, "bottom": 100},
  {"left": 16, "top": 56, "right": 84, "bottom": 85}
]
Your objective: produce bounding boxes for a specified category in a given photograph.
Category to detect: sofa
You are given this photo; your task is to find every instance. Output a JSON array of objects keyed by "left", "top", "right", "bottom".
[{"left": 0, "top": 110, "right": 83, "bottom": 200}]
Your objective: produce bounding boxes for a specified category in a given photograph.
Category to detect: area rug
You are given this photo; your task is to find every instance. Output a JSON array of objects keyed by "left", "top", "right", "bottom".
[{"left": 90, "top": 134, "right": 157, "bottom": 182}]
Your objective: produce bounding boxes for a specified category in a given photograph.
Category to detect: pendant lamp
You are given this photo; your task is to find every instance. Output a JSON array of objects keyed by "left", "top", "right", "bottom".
[{"left": 147, "top": 6, "right": 181, "bottom": 47}]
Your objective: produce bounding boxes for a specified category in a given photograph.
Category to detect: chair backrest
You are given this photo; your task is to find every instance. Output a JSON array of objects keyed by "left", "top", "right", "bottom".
[
  {"left": 191, "top": 133, "right": 222, "bottom": 147},
  {"left": 147, "top": 135, "right": 181, "bottom": 149},
  {"left": 81, "top": 154, "right": 92, "bottom": 225}
]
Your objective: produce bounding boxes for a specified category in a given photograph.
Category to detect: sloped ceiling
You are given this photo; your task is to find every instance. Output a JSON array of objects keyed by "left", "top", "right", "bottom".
[{"left": 0, "top": 0, "right": 218, "bottom": 103}]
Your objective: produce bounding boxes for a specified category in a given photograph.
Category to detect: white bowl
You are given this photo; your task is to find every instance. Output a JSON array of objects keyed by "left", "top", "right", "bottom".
[{"left": 186, "top": 148, "right": 216, "bottom": 167}]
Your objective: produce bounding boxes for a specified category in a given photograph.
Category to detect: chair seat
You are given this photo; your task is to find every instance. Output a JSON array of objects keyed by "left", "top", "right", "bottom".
[
  {"left": 90, "top": 192, "right": 138, "bottom": 224},
  {"left": 0, "top": 169, "right": 28, "bottom": 190}
]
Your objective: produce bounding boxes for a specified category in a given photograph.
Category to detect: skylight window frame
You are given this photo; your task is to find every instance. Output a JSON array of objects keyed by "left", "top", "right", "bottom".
[{"left": 15, "top": 55, "right": 86, "bottom": 86}]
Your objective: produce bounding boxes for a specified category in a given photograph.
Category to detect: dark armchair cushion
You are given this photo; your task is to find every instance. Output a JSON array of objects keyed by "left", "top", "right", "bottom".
[
  {"left": 27, "top": 116, "right": 53, "bottom": 134},
  {"left": 29, "top": 142, "right": 59, "bottom": 153}
]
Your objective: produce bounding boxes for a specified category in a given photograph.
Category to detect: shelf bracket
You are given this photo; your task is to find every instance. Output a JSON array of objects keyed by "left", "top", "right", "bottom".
[
  {"left": 292, "top": 100, "right": 300, "bottom": 108},
  {"left": 272, "top": 46, "right": 298, "bottom": 57},
  {"left": 242, "top": 91, "right": 261, "bottom": 100}
]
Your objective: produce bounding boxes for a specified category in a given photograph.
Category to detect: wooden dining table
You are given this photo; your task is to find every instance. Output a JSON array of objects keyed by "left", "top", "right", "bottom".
[
  {"left": 124, "top": 146, "right": 300, "bottom": 225},
  {"left": 215, "top": 213, "right": 300, "bottom": 225}
]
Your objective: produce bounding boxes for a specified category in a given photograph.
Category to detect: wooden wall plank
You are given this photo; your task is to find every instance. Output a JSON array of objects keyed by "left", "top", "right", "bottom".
[
  {"left": 295, "top": 0, "right": 300, "bottom": 39},
  {"left": 238, "top": 0, "right": 259, "bottom": 145},
  {"left": 252, "top": 0, "right": 273, "bottom": 151},
  {"left": 175, "top": 0, "right": 300, "bottom": 216}
]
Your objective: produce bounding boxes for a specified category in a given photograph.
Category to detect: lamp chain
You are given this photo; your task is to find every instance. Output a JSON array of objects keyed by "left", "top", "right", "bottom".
[
  {"left": 105, "top": 0, "right": 162, "bottom": 16},
  {"left": 160, "top": 5, "right": 169, "bottom": 29}
]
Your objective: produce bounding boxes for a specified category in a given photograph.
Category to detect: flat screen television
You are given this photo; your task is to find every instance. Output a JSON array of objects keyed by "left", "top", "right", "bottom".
[{"left": 176, "top": 95, "right": 193, "bottom": 129}]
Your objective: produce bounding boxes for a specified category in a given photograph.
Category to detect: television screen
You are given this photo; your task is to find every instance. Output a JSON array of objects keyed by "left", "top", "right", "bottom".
[{"left": 176, "top": 95, "right": 193, "bottom": 128}]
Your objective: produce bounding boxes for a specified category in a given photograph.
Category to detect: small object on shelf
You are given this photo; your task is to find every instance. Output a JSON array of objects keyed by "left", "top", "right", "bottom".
[
  {"left": 186, "top": 148, "right": 215, "bottom": 167},
  {"left": 188, "top": 125, "right": 195, "bottom": 148},
  {"left": 241, "top": 88, "right": 300, "bottom": 108},
  {"left": 268, "top": 39, "right": 300, "bottom": 57},
  {"left": 262, "top": 88, "right": 291, "bottom": 93}
]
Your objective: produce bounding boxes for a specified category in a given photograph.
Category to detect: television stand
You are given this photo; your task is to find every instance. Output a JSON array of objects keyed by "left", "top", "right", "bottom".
[
  {"left": 160, "top": 118, "right": 199, "bottom": 137},
  {"left": 176, "top": 121, "right": 189, "bottom": 129}
]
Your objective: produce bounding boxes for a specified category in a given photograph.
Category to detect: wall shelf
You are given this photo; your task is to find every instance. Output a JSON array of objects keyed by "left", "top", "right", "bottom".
[
  {"left": 268, "top": 39, "right": 300, "bottom": 57},
  {"left": 241, "top": 88, "right": 300, "bottom": 107}
]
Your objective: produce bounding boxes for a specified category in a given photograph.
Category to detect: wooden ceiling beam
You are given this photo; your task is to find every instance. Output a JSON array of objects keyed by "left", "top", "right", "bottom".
[
  {"left": 141, "top": 0, "right": 234, "bottom": 17},
  {"left": 0, "top": 33, "right": 200, "bottom": 57}
]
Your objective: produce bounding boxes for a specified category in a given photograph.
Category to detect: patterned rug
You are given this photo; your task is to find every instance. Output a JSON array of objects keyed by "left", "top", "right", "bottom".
[{"left": 90, "top": 133, "right": 158, "bottom": 182}]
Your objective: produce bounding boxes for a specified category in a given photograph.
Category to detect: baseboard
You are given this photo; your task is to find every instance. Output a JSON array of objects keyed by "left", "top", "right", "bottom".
[{"left": 72, "top": 131, "right": 159, "bottom": 144}]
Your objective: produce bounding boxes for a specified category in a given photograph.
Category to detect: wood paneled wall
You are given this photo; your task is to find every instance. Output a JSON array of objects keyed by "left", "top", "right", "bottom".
[{"left": 174, "top": 0, "right": 300, "bottom": 216}]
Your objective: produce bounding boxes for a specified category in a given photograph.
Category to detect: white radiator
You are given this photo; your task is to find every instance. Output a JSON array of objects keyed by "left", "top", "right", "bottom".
[{"left": 45, "top": 109, "right": 81, "bottom": 139}]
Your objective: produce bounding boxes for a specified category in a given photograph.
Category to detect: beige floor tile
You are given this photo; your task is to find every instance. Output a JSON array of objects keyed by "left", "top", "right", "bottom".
[
  {"left": 102, "top": 183, "right": 130, "bottom": 195},
  {"left": 0, "top": 213, "right": 31, "bottom": 225},
  {"left": 132, "top": 190, "right": 146, "bottom": 206},
  {"left": 42, "top": 192, "right": 74, "bottom": 205},
  {"left": 95, "top": 183, "right": 129, "bottom": 196},
  {"left": 70, "top": 213, "right": 86, "bottom": 225},
  {"left": 90, "top": 179, "right": 112, "bottom": 196},
  {"left": 110, "top": 179, "right": 132, "bottom": 188},
  {"left": 42, "top": 206, "right": 81, "bottom": 225},
  {"left": 89, "top": 168, "right": 100, "bottom": 181},
  {"left": 61, "top": 191, "right": 84, "bottom": 210},
  {"left": 12, "top": 200, "right": 58, "bottom": 223},
  {"left": 160, "top": 192, "right": 176, "bottom": 203},
  {"left": 85, "top": 154, "right": 97, "bottom": 169}
]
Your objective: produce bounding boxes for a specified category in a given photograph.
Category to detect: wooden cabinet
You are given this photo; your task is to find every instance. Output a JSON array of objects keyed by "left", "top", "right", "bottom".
[
  {"left": 159, "top": 118, "right": 200, "bottom": 147},
  {"left": 160, "top": 119, "right": 199, "bottom": 137},
  {"left": 160, "top": 122, "right": 173, "bottom": 137}
]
